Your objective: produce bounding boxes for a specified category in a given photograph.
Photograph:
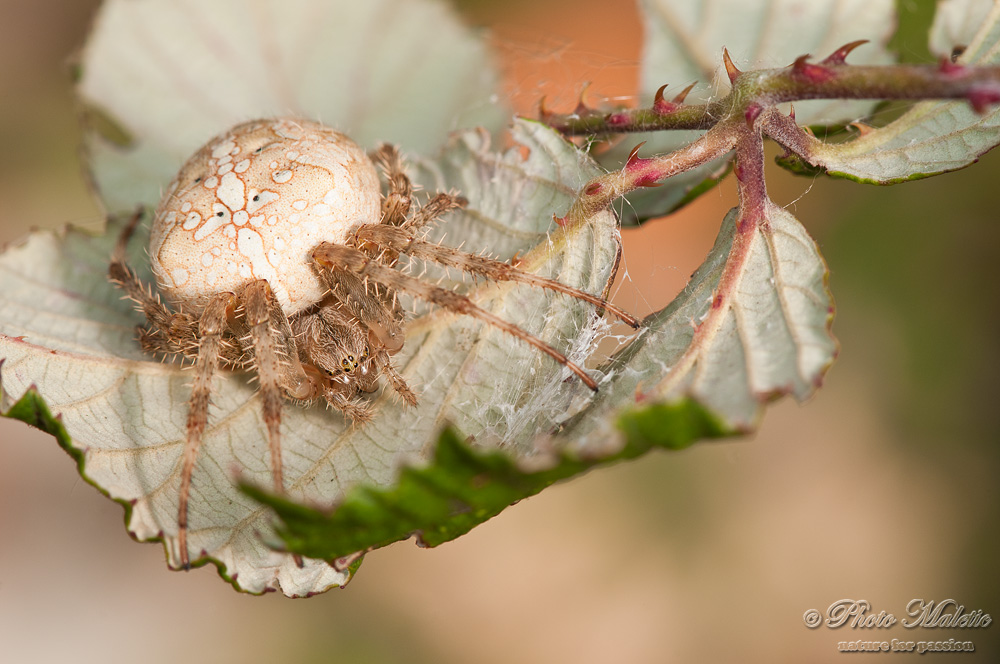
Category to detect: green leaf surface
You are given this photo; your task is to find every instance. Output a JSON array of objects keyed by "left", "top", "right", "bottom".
[
  {"left": 605, "top": 0, "right": 897, "bottom": 223},
  {"left": 244, "top": 402, "right": 728, "bottom": 562},
  {"left": 789, "top": 2, "right": 1000, "bottom": 184},
  {"left": 79, "top": 0, "right": 506, "bottom": 214}
]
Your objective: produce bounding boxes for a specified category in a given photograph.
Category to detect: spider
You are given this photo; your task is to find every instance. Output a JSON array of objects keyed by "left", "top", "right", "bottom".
[{"left": 108, "top": 117, "right": 639, "bottom": 569}]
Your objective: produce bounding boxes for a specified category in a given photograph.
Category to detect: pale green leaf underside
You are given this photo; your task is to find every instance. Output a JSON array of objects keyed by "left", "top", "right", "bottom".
[
  {"left": 806, "top": 2, "right": 1000, "bottom": 183},
  {"left": 0, "top": 120, "right": 621, "bottom": 596},
  {"left": 80, "top": 0, "right": 506, "bottom": 213},
  {"left": 606, "top": 0, "right": 897, "bottom": 222},
  {"left": 239, "top": 170, "right": 838, "bottom": 560},
  {"left": 557, "top": 201, "right": 836, "bottom": 451}
]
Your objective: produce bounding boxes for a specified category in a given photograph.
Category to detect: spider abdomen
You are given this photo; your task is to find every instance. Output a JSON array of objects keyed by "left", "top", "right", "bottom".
[{"left": 149, "top": 118, "right": 381, "bottom": 316}]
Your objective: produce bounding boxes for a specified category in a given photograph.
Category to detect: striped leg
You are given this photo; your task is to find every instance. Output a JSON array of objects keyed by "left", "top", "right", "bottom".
[
  {"left": 176, "top": 292, "right": 234, "bottom": 569},
  {"left": 312, "top": 243, "right": 600, "bottom": 392}
]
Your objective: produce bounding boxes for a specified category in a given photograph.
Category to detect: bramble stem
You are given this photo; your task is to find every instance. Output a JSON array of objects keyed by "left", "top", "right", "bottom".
[
  {"left": 554, "top": 44, "right": 1000, "bottom": 222},
  {"left": 734, "top": 127, "right": 767, "bottom": 231},
  {"left": 542, "top": 100, "right": 715, "bottom": 136},
  {"left": 557, "top": 126, "right": 738, "bottom": 226},
  {"left": 545, "top": 58, "right": 1000, "bottom": 137},
  {"left": 753, "top": 61, "right": 1000, "bottom": 111}
]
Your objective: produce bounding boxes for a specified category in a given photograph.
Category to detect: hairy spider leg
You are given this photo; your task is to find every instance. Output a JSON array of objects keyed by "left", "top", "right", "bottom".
[
  {"left": 237, "top": 280, "right": 309, "bottom": 569},
  {"left": 397, "top": 193, "right": 467, "bottom": 232},
  {"left": 108, "top": 210, "right": 200, "bottom": 359},
  {"left": 111, "top": 215, "right": 309, "bottom": 568},
  {"left": 176, "top": 291, "right": 234, "bottom": 569},
  {"left": 312, "top": 243, "right": 600, "bottom": 391},
  {"left": 241, "top": 280, "right": 289, "bottom": 490},
  {"left": 354, "top": 224, "right": 640, "bottom": 329},
  {"left": 371, "top": 144, "right": 412, "bottom": 227}
]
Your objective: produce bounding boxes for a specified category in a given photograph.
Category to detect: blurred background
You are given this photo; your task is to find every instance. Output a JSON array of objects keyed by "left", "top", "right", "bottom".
[{"left": 1, "top": 0, "right": 997, "bottom": 662}]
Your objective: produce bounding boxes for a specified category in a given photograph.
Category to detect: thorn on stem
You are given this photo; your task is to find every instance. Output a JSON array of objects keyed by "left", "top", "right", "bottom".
[
  {"left": 607, "top": 112, "right": 631, "bottom": 127},
  {"left": 574, "top": 82, "right": 593, "bottom": 115},
  {"left": 791, "top": 54, "right": 835, "bottom": 82},
  {"left": 673, "top": 82, "right": 696, "bottom": 104},
  {"left": 722, "top": 48, "right": 741, "bottom": 84},
  {"left": 967, "top": 84, "right": 1000, "bottom": 114},
  {"left": 653, "top": 84, "right": 675, "bottom": 114},
  {"left": 625, "top": 142, "right": 647, "bottom": 166},
  {"left": 552, "top": 213, "right": 568, "bottom": 228},
  {"left": 788, "top": 104, "right": 796, "bottom": 121},
  {"left": 625, "top": 142, "right": 661, "bottom": 188},
  {"left": 654, "top": 82, "right": 696, "bottom": 114},
  {"left": 849, "top": 121, "right": 875, "bottom": 137},
  {"left": 939, "top": 56, "right": 966, "bottom": 77},
  {"left": 822, "top": 39, "right": 868, "bottom": 65}
]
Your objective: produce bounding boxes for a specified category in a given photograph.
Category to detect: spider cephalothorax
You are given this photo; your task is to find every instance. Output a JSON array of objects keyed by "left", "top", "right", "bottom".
[{"left": 109, "top": 117, "right": 639, "bottom": 569}]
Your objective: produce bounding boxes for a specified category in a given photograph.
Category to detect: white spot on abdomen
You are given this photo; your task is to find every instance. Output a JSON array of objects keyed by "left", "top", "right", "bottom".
[
  {"left": 237, "top": 228, "right": 266, "bottom": 274},
  {"left": 217, "top": 172, "right": 246, "bottom": 212}
]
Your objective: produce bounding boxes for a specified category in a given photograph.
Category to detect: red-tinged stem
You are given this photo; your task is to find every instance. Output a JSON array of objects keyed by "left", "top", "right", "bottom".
[
  {"left": 753, "top": 61, "right": 1000, "bottom": 109},
  {"left": 758, "top": 107, "right": 825, "bottom": 161},
  {"left": 555, "top": 48, "right": 1000, "bottom": 224},
  {"left": 559, "top": 124, "right": 739, "bottom": 225},
  {"left": 733, "top": 126, "right": 768, "bottom": 233},
  {"left": 548, "top": 62, "right": 1000, "bottom": 137},
  {"left": 649, "top": 127, "right": 768, "bottom": 402},
  {"left": 541, "top": 101, "right": 716, "bottom": 136}
]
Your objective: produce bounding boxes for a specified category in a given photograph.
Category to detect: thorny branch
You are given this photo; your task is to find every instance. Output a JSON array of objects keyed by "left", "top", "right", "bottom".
[{"left": 542, "top": 42, "right": 1000, "bottom": 222}]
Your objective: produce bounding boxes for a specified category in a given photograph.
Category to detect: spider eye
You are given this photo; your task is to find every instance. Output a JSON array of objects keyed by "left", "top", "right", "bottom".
[{"left": 341, "top": 358, "right": 352, "bottom": 372}]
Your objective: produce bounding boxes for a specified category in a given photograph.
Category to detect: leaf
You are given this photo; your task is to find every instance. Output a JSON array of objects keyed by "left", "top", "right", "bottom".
[
  {"left": 781, "top": 2, "right": 1000, "bottom": 184},
  {"left": 240, "top": 193, "right": 836, "bottom": 561},
  {"left": 573, "top": 201, "right": 836, "bottom": 437},
  {"left": 602, "top": 0, "right": 897, "bottom": 222},
  {"left": 2, "top": 0, "right": 839, "bottom": 594},
  {"left": 79, "top": 0, "right": 506, "bottom": 214},
  {"left": 0, "top": 120, "right": 631, "bottom": 595},
  {"left": 244, "top": 406, "right": 728, "bottom": 562}
]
